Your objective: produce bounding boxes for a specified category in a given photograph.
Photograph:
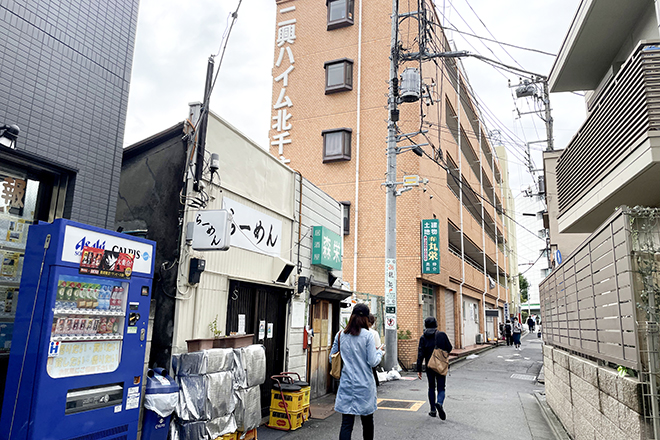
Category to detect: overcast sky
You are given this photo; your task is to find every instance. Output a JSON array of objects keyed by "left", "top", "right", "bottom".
[{"left": 124, "top": 0, "right": 585, "bottom": 269}]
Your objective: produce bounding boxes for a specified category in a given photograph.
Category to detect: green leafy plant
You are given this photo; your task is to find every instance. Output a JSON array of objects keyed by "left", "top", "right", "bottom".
[
  {"left": 209, "top": 315, "right": 223, "bottom": 338},
  {"left": 397, "top": 326, "right": 412, "bottom": 340}
]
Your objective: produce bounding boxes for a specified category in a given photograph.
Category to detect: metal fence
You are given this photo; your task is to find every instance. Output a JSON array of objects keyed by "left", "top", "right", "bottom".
[
  {"left": 539, "top": 209, "right": 639, "bottom": 369},
  {"left": 540, "top": 206, "right": 660, "bottom": 438}
]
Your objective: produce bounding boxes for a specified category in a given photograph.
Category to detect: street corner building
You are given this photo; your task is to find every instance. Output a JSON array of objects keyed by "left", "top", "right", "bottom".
[
  {"left": 0, "top": 0, "right": 140, "bottom": 427},
  {"left": 116, "top": 103, "right": 353, "bottom": 415},
  {"left": 267, "top": 0, "right": 518, "bottom": 367}
]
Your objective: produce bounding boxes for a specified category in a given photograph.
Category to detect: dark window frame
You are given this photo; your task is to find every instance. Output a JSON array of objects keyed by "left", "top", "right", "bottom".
[
  {"left": 322, "top": 128, "right": 352, "bottom": 163},
  {"left": 326, "top": 0, "right": 354, "bottom": 30},
  {"left": 324, "top": 58, "right": 354, "bottom": 94},
  {"left": 340, "top": 201, "right": 351, "bottom": 235}
]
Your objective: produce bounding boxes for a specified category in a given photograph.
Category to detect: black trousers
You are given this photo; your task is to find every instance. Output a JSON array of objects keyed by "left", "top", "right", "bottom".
[{"left": 339, "top": 413, "right": 374, "bottom": 440}]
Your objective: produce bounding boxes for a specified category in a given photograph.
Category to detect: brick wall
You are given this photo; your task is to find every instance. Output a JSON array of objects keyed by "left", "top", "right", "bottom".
[
  {"left": 397, "top": 339, "right": 418, "bottom": 370},
  {"left": 543, "top": 345, "right": 649, "bottom": 439}
]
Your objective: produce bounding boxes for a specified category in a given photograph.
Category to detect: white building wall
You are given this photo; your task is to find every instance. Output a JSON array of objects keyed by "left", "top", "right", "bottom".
[
  {"left": 515, "top": 194, "right": 550, "bottom": 308},
  {"left": 172, "top": 111, "right": 296, "bottom": 354}
]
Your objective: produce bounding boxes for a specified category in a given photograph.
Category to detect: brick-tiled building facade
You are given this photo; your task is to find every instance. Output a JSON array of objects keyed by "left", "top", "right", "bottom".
[{"left": 269, "top": 0, "right": 513, "bottom": 357}]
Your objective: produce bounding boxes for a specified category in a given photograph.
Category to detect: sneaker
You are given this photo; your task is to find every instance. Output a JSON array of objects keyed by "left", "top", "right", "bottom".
[
  {"left": 436, "top": 403, "right": 446, "bottom": 420},
  {"left": 429, "top": 411, "right": 437, "bottom": 417}
]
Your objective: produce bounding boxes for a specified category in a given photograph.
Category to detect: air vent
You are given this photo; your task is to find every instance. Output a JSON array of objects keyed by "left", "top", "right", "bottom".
[{"left": 69, "top": 425, "right": 128, "bottom": 440}]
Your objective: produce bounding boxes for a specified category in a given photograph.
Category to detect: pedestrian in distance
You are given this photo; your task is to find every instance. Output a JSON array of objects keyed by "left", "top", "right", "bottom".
[
  {"left": 527, "top": 316, "right": 535, "bottom": 333},
  {"left": 330, "top": 303, "right": 385, "bottom": 440},
  {"left": 367, "top": 314, "right": 383, "bottom": 387},
  {"left": 498, "top": 321, "right": 505, "bottom": 343},
  {"left": 504, "top": 319, "right": 513, "bottom": 346},
  {"left": 512, "top": 317, "right": 523, "bottom": 350},
  {"left": 416, "top": 316, "right": 453, "bottom": 420}
]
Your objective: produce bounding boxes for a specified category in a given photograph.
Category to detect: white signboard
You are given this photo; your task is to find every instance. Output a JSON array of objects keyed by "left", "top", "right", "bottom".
[
  {"left": 192, "top": 210, "right": 232, "bottom": 251},
  {"left": 46, "top": 340, "right": 121, "bottom": 378},
  {"left": 238, "top": 314, "right": 246, "bottom": 334},
  {"left": 385, "top": 313, "right": 397, "bottom": 330},
  {"left": 222, "top": 197, "right": 282, "bottom": 257},
  {"left": 504, "top": 302, "right": 510, "bottom": 319},
  {"left": 258, "top": 320, "right": 266, "bottom": 340},
  {"left": 384, "top": 259, "right": 397, "bottom": 307},
  {"left": 62, "top": 226, "right": 154, "bottom": 275}
]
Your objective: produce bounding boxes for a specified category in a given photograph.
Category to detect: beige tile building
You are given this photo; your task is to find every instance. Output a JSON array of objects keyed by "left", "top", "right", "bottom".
[{"left": 269, "top": 0, "right": 513, "bottom": 358}]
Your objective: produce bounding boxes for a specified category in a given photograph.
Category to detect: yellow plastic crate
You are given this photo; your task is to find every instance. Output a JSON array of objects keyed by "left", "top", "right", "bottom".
[
  {"left": 237, "top": 429, "right": 257, "bottom": 440},
  {"left": 270, "top": 389, "right": 305, "bottom": 412},
  {"left": 300, "top": 386, "right": 310, "bottom": 407},
  {"left": 267, "top": 408, "right": 303, "bottom": 431},
  {"left": 216, "top": 432, "right": 237, "bottom": 440},
  {"left": 302, "top": 404, "right": 310, "bottom": 422}
]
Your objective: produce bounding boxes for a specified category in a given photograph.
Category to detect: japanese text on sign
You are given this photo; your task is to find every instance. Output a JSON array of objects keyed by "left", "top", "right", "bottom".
[
  {"left": 421, "top": 219, "right": 440, "bottom": 274},
  {"left": 222, "top": 197, "right": 282, "bottom": 257},
  {"left": 271, "top": 6, "right": 297, "bottom": 164},
  {"left": 1, "top": 175, "right": 27, "bottom": 216},
  {"left": 192, "top": 210, "right": 232, "bottom": 251},
  {"left": 385, "top": 258, "right": 397, "bottom": 307},
  {"left": 311, "top": 226, "right": 342, "bottom": 270},
  {"left": 47, "top": 340, "right": 121, "bottom": 378}
]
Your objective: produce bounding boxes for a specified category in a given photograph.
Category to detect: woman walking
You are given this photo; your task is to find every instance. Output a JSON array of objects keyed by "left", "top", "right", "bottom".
[
  {"left": 330, "top": 304, "right": 384, "bottom": 440},
  {"left": 416, "top": 317, "right": 453, "bottom": 420},
  {"left": 512, "top": 317, "right": 523, "bottom": 350}
]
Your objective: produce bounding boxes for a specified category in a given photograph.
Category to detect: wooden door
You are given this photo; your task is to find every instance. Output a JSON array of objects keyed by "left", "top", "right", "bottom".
[{"left": 309, "top": 300, "right": 331, "bottom": 398}]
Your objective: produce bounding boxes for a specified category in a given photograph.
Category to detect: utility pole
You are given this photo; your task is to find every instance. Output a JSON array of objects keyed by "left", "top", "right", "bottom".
[
  {"left": 194, "top": 56, "right": 215, "bottom": 192},
  {"left": 383, "top": 0, "right": 400, "bottom": 371}
]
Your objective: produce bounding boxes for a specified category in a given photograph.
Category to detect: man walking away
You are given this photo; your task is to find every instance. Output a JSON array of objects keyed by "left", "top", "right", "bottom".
[
  {"left": 526, "top": 316, "right": 535, "bottom": 333},
  {"left": 504, "top": 320, "right": 513, "bottom": 346},
  {"left": 416, "top": 317, "right": 452, "bottom": 420}
]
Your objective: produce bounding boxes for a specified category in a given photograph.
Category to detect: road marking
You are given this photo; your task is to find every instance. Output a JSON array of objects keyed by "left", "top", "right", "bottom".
[
  {"left": 377, "top": 398, "right": 425, "bottom": 411},
  {"left": 511, "top": 374, "right": 537, "bottom": 381}
]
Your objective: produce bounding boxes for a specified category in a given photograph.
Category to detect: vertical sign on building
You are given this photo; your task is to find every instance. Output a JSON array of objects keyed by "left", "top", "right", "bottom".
[
  {"left": 421, "top": 219, "right": 440, "bottom": 274},
  {"left": 271, "top": 5, "right": 297, "bottom": 164},
  {"left": 384, "top": 259, "right": 396, "bottom": 330},
  {"left": 311, "top": 226, "right": 342, "bottom": 271}
]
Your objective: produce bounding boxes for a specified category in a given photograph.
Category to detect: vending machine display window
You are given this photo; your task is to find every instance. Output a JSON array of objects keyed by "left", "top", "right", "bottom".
[{"left": 46, "top": 275, "right": 129, "bottom": 378}]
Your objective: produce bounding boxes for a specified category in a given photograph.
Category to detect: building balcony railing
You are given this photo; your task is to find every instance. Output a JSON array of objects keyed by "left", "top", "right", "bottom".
[{"left": 556, "top": 42, "right": 660, "bottom": 233}]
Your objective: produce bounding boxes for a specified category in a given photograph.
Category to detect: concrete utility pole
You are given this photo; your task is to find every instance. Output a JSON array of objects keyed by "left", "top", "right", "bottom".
[{"left": 383, "top": 0, "right": 400, "bottom": 371}]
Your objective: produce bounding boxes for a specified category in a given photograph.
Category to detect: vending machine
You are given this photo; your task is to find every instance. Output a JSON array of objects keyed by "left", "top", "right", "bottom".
[{"left": 0, "top": 219, "right": 156, "bottom": 440}]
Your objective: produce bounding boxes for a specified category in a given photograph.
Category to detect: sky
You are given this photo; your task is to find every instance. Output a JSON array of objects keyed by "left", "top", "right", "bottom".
[{"left": 124, "top": 0, "right": 586, "bottom": 274}]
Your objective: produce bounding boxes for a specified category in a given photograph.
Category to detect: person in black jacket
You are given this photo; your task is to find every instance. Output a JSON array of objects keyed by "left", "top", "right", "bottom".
[{"left": 416, "top": 316, "right": 453, "bottom": 420}]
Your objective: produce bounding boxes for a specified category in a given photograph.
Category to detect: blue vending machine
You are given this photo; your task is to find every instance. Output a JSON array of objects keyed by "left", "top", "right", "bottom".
[{"left": 0, "top": 219, "right": 156, "bottom": 440}]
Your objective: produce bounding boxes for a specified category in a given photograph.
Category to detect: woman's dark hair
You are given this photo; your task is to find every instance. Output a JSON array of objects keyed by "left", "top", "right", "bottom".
[
  {"left": 344, "top": 304, "right": 370, "bottom": 336},
  {"left": 368, "top": 314, "right": 376, "bottom": 325}
]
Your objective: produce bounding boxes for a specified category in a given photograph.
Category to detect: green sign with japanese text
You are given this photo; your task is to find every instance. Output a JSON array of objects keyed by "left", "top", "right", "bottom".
[
  {"left": 312, "top": 226, "right": 342, "bottom": 271},
  {"left": 421, "top": 219, "right": 440, "bottom": 274}
]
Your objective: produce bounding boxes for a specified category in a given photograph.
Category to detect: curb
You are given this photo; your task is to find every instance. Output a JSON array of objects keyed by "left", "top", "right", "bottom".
[
  {"left": 448, "top": 343, "right": 496, "bottom": 365},
  {"left": 533, "top": 391, "right": 571, "bottom": 440}
]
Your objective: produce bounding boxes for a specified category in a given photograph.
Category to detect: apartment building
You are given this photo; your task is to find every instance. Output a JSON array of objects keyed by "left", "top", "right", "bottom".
[{"left": 268, "top": 0, "right": 513, "bottom": 357}]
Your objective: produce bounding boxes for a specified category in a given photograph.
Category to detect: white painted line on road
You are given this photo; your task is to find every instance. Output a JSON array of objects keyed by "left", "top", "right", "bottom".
[{"left": 511, "top": 374, "right": 537, "bottom": 381}]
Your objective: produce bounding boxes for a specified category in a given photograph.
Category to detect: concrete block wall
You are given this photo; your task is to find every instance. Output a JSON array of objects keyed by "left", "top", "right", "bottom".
[{"left": 543, "top": 345, "right": 648, "bottom": 440}]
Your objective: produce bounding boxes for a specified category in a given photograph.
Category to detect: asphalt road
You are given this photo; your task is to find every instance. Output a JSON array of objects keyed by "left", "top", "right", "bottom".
[{"left": 258, "top": 333, "right": 559, "bottom": 440}]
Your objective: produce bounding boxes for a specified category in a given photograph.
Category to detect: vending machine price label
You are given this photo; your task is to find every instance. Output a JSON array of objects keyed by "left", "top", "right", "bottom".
[{"left": 127, "top": 327, "right": 137, "bottom": 334}]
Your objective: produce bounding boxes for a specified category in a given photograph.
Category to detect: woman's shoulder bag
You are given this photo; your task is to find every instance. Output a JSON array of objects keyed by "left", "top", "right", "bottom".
[
  {"left": 427, "top": 332, "right": 450, "bottom": 376},
  {"left": 330, "top": 332, "right": 342, "bottom": 379}
]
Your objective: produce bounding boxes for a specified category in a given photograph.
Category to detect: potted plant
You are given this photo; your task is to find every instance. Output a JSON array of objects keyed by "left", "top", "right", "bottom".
[{"left": 185, "top": 315, "right": 224, "bottom": 352}]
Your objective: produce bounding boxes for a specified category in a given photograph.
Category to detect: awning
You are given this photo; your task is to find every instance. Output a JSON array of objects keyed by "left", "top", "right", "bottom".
[{"left": 310, "top": 280, "right": 352, "bottom": 302}]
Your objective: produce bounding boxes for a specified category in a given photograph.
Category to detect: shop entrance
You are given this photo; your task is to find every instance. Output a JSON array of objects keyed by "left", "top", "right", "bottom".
[
  {"left": 0, "top": 156, "right": 72, "bottom": 417},
  {"left": 309, "top": 299, "right": 332, "bottom": 399},
  {"left": 225, "top": 280, "right": 289, "bottom": 416}
]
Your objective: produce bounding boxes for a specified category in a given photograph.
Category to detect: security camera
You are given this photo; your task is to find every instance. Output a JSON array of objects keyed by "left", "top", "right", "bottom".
[{"left": 4, "top": 125, "right": 20, "bottom": 138}]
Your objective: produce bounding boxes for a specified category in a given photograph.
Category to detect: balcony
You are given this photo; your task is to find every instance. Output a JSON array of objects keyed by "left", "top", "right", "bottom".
[{"left": 556, "top": 43, "right": 660, "bottom": 233}]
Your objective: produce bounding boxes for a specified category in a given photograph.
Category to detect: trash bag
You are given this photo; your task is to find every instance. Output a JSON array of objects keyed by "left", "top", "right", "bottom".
[
  {"left": 386, "top": 369, "right": 401, "bottom": 381},
  {"left": 145, "top": 391, "right": 179, "bottom": 418}
]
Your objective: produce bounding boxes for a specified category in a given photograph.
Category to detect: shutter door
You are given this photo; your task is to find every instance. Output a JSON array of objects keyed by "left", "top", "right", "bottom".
[{"left": 445, "top": 290, "right": 455, "bottom": 346}]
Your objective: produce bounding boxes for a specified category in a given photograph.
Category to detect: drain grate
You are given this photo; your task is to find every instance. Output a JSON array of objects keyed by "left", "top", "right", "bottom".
[
  {"left": 377, "top": 399, "right": 425, "bottom": 411},
  {"left": 511, "top": 374, "right": 537, "bottom": 381},
  {"left": 379, "top": 400, "right": 415, "bottom": 409}
]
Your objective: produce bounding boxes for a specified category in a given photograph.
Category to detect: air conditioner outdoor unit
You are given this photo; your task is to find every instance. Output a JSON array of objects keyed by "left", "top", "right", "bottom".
[{"left": 475, "top": 333, "right": 484, "bottom": 344}]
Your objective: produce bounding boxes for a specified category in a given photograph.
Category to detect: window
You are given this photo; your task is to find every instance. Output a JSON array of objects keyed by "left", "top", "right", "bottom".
[
  {"left": 324, "top": 58, "right": 353, "bottom": 94},
  {"left": 340, "top": 201, "right": 351, "bottom": 235},
  {"left": 322, "top": 128, "right": 352, "bottom": 163},
  {"left": 327, "top": 0, "right": 354, "bottom": 30}
]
